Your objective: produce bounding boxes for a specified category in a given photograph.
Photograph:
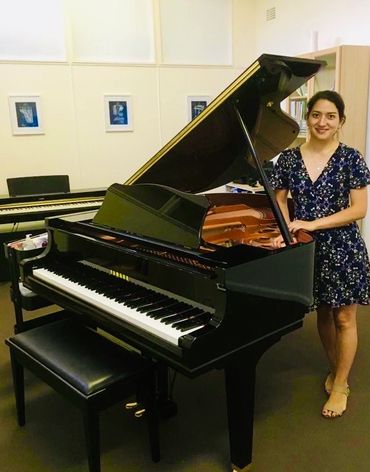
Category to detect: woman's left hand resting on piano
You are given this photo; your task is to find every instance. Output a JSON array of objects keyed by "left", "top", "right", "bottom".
[
  {"left": 272, "top": 185, "right": 368, "bottom": 249},
  {"left": 271, "top": 233, "right": 296, "bottom": 249}
]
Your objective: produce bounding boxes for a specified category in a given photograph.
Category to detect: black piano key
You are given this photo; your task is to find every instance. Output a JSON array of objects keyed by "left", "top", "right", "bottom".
[
  {"left": 127, "top": 294, "right": 167, "bottom": 309},
  {"left": 171, "top": 313, "right": 209, "bottom": 330},
  {"left": 114, "top": 288, "right": 148, "bottom": 302},
  {"left": 146, "top": 302, "right": 180, "bottom": 318},
  {"left": 161, "top": 307, "right": 201, "bottom": 324},
  {"left": 104, "top": 286, "right": 124, "bottom": 295},
  {"left": 122, "top": 289, "right": 151, "bottom": 302},
  {"left": 125, "top": 293, "right": 160, "bottom": 308},
  {"left": 104, "top": 288, "right": 131, "bottom": 299},
  {"left": 150, "top": 303, "right": 190, "bottom": 320},
  {"left": 177, "top": 319, "right": 208, "bottom": 332},
  {"left": 137, "top": 298, "right": 176, "bottom": 314},
  {"left": 149, "top": 307, "right": 178, "bottom": 319}
]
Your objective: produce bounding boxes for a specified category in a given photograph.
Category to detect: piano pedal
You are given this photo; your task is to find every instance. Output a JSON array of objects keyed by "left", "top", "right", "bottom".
[
  {"left": 125, "top": 401, "right": 139, "bottom": 410},
  {"left": 134, "top": 408, "right": 146, "bottom": 418},
  {"left": 124, "top": 401, "right": 146, "bottom": 418}
]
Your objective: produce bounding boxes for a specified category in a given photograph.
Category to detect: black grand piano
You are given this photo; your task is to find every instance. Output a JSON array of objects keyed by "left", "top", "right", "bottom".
[{"left": 21, "top": 54, "right": 323, "bottom": 471}]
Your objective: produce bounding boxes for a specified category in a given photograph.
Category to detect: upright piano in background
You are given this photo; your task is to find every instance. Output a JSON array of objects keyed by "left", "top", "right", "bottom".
[
  {"left": 0, "top": 187, "right": 106, "bottom": 225},
  {"left": 21, "top": 54, "right": 323, "bottom": 471}
]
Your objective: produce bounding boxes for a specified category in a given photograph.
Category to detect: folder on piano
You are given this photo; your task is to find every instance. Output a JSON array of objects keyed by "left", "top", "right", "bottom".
[{"left": 21, "top": 54, "right": 324, "bottom": 471}]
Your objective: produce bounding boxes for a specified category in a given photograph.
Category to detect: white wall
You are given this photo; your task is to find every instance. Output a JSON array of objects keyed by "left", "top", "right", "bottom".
[
  {"left": 254, "top": 0, "right": 370, "bottom": 56},
  {"left": 0, "top": 0, "right": 255, "bottom": 195}
]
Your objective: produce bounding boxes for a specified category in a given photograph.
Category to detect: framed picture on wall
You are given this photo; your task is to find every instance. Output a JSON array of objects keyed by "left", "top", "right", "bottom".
[
  {"left": 8, "top": 95, "right": 44, "bottom": 135},
  {"left": 104, "top": 95, "right": 133, "bottom": 132},
  {"left": 187, "top": 95, "right": 212, "bottom": 121}
]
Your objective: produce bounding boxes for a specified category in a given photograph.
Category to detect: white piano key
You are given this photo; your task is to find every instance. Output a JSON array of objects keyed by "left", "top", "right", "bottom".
[
  {"left": 33, "top": 267, "right": 209, "bottom": 346},
  {"left": 0, "top": 200, "right": 102, "bottom": 215}
]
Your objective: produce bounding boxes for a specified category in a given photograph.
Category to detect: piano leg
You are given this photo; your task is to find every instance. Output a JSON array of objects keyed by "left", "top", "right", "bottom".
[
  {"left": 225, "top": 337, "right": 282, "bottom": 471},
  {"left": 225, "top": 359, "right": 255, "bottom": 471},
  {"left": 156, "top": 362, "right": 178, "bottom": 419}
]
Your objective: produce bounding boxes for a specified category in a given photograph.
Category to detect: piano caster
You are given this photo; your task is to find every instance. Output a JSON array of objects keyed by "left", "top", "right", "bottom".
[{"left": 231, "top": 463, "right": 252, "bottom": 471}]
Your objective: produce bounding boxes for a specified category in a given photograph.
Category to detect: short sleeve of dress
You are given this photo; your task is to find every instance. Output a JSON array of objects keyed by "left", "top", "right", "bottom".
[
  {"left": 269, "top": 151, "right": 290, "bottom": 190},
  {"left": 348, "top": 149, "right": 370, "bottom": 189}
]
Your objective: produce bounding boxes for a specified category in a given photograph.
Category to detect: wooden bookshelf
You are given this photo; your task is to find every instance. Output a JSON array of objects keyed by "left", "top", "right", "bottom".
[{"left": 286, "top": 45, "right": 370, "bottom": 154}]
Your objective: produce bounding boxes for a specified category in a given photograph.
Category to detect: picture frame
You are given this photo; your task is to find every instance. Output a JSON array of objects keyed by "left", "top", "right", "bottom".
[
  {"left": 187, "top": 95, "right": 212, "bottom": 121},
  {"left": 8, "top": 95, "right": 44, "bottom": 135},
  {"left": 104, "top": 95, "right": 133, "bottom": 132}
]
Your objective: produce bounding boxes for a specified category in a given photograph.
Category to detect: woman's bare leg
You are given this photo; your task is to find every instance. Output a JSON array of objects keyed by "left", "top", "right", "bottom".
[
  {"left": 322, "top": 304, "right": 358, "bottom": 417},
  {"left": 317, "top": 305, "right": 337, "bottom": 378}
]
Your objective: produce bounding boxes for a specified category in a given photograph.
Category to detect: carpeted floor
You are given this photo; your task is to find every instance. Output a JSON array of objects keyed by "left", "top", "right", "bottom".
[{"left": 1, "top": 280, "right": 369, "bottom": 472}]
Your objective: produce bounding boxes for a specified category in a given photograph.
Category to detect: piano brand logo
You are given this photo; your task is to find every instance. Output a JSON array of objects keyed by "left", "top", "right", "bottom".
[{"left": 111, "top": 270, "right": 129, "bottom": 281}]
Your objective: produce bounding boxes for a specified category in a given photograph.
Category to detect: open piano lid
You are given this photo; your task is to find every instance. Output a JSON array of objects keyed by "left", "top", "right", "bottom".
[
  {"left": 125, "top": 54, "right": 323, "bottom": 193},
  {"left": 92, "top": 54, "right": 323, "bottom": 250}
]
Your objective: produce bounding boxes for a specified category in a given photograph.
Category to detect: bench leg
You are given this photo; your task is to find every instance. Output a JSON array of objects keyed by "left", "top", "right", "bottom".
[
  {"left": 9, "top": 350, "right": 26, "bottom": 426},
  {"left": 83, "top": 409, "right": 100, "bottom": 472}
]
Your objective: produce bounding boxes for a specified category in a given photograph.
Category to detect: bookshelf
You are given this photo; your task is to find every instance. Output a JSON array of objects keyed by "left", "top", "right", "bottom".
[
  {"left": 286, "top": 45, "right": 370, "bottom": 154},
  {"left": 288, "top": 83, "right": 308, "bottom": 138}
]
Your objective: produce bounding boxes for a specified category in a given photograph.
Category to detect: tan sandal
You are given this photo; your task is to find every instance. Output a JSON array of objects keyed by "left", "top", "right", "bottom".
[{"left": 322, "top": 385, "right": 350, "bottom": 419}]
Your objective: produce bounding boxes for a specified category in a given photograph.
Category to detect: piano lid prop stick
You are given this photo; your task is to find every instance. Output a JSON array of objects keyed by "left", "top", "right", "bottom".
[{"left": 233, "top": 103, "right": 293, "bottom": 246}]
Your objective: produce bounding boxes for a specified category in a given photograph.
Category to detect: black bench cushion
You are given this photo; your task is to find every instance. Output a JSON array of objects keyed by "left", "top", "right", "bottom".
[{"left": 7, "top": 319, "right": 149, "bottom": 395}]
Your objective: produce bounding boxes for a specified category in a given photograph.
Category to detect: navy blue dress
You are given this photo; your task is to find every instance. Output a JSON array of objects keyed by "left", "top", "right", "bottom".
[{"left": 270, "top": 143, "right": 370, "bottom": 308}]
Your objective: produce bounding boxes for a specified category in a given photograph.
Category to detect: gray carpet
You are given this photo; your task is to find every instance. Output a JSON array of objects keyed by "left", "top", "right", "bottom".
[{"left": 1, "top": 280, "right": 369, "bottom": 472}]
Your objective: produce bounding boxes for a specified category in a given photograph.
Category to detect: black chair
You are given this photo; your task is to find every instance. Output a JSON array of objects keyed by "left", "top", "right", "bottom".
[{"left": 5, "top": 317, "right": 160, "bottom": 472}]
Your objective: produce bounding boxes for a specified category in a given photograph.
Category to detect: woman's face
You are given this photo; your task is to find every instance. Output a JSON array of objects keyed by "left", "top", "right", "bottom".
[{"left": 307, "top": 99, "right": 342, "bottom": 142}]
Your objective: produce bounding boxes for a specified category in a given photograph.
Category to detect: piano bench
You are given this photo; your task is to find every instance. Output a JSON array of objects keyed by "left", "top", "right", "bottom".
[{"left": 5, "top": 318, "right": 160, "bottom": 472}]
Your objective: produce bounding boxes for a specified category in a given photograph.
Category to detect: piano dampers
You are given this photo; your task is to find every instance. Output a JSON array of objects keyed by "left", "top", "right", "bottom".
[{"left": 7, "top": 175, "right": 70, "bottom": 197}]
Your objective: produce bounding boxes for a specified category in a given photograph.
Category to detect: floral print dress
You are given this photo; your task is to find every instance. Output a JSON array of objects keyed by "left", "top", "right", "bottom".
[{"left": 270, "top": 143, "right": 370, "bottom": 308}]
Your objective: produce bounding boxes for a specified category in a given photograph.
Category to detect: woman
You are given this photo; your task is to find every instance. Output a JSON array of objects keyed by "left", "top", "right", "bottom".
[{"left": 270, "top": 90, "right": 370, "bottom": 418}]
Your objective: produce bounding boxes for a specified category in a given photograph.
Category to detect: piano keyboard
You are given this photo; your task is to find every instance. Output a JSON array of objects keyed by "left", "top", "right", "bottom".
[
  {"left": 0, "top": 200, "right": 102, "bottom": 215},
  {"left": 32, "top": 262, "right": 213, "bottom": 346}
]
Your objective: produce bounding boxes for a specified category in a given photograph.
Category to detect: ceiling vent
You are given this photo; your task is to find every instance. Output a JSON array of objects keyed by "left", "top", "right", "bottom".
[{"left": 266, "top": 7, "right": 276, "bottom": 21}]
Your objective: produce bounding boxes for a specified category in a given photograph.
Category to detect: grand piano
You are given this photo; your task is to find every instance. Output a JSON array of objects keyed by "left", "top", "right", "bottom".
[{"left": 21, "top": 54, "right": 323, "bottom": 471}]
